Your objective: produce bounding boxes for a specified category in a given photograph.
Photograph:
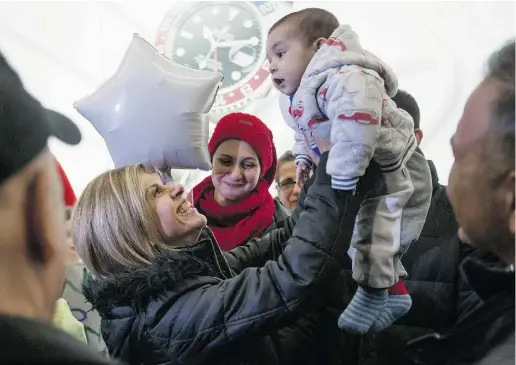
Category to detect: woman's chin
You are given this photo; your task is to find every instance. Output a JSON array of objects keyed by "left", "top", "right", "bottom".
[
  {"left": 219, "top": 191, "right": 250, "bottom": 204},
  {"left": 198, "top": 214, "right": 208, "bottom": 227},
  {"left": 169, "top": 223, "right": 206, "bottom": 247}
]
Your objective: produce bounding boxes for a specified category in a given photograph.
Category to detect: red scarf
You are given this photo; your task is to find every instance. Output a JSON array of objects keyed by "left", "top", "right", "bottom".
[{"left": 193, "top": 176, "right": 275, "bottom": 251}]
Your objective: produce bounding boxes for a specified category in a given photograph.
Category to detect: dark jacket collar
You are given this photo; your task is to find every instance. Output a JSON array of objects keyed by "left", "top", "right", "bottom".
[
  {"left": 83, "top": 228, "right": 233, "bottom": 313},
  {"left": 270, "top": 198, "right": 292, "bottom": 229},
  {"left": 460, "top": 249, "right": 515, "bottom": 301},
  {"left": 408, "top": 250, "right": 515, "bottom": 364},
  {"left": 427, "top": 160, "right": 440, "bottom": 193}
]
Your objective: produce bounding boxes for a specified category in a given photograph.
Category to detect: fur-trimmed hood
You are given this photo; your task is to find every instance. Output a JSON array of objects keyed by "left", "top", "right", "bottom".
[{"left": 83, "top": 229, "right": 233, "bottom": 313}]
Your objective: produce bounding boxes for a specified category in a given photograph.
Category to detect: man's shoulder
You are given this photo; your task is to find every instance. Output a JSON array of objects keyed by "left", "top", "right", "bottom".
[
  {"left": 0, "top": 314, "right": 114, "bottom": 364},
  {"left": 476, "top": 330, "right": 515, "bottom": 365}
]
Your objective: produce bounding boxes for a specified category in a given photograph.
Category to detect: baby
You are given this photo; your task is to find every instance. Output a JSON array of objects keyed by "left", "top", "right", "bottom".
[{"left": 267, "top": 8, "right": 432, "bottom": 334}]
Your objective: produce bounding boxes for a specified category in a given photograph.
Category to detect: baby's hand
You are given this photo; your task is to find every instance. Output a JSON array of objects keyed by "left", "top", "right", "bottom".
[{"left": 296, "top": 162, "right": 311, "bottom": 187}]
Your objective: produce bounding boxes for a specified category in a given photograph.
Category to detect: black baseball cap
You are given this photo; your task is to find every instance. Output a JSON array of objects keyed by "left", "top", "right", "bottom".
[{"left": 0, "top": 52, "right": 81, "bottom": 184}]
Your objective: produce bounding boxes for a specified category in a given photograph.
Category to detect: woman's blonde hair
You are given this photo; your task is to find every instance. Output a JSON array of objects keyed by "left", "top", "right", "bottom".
[{"left": 72, "top": 164, "right": 171, "bottom": 278}]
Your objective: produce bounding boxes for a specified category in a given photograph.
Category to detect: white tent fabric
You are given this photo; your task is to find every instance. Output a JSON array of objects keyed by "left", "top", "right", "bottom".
[{"left": 0, "top": 1, "right": 513, "bottom": 195}]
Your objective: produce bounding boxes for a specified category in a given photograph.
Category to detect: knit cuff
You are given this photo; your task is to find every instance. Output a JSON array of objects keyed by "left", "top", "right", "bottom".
[
  {"left": 331, "top": 175, "right": 359, "bottom": 191},
  {"left": 295, "top": 154, "right": 313, "bottom": 168}
]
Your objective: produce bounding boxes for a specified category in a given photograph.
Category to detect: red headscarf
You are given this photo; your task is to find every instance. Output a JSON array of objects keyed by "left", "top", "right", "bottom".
[
  {"left": 56, "top": 161, "right": 76, "bottom": 207},
  {"left": 193, "top": 113, "right": 277, "bottom": 251}
]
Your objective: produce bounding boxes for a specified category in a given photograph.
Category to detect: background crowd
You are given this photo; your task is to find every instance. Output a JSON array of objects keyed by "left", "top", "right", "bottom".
[{"left": 0, "top": 7, "right": 513, "bottom": 365}]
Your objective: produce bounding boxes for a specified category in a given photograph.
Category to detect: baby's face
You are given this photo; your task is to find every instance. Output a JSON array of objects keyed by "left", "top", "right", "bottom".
[{"left": 267, "top": 22, "right": 317, "bottom": 96}]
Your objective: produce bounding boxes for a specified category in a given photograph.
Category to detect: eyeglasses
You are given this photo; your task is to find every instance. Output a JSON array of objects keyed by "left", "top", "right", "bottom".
[{"left": 278, "top": 179, "right": 297, "bottom": 192}]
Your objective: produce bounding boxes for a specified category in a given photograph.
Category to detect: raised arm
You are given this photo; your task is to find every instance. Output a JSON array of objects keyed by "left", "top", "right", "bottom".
[
  {"left": 152, "top": 153, "right": 368, "bottom": 363},
  {"left": 224, "top": 173, "right": 315, "bottom": 272}
]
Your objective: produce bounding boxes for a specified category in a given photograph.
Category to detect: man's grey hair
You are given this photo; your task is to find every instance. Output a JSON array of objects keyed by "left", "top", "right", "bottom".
[{"left": 485, "top": 40, "right": 515, "bottom": 179}]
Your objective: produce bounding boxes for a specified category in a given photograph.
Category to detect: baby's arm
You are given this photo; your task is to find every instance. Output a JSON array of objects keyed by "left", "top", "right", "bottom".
[
  {"left": 324, "top": 68, "right": 384, "bottom": 191},
  {"left": 278, "top": 94, "right": 313, "bottom": 185},
  {"left": 292, "top": 131, "right": 313, "bottom": 186}
]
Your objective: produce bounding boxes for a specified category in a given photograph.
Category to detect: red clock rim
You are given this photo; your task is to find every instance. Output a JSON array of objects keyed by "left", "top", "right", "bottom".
[{"left": 154, "top": 4, "right": 272, "bottom": 111}]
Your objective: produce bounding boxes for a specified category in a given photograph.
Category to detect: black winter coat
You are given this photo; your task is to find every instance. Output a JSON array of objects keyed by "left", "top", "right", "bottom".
[
  {"left": 408, "top": 249, "right": 515, "bottom": 365},
  {"left": 264, "top": 198, "right": 292, "bottom": 235},
  {"left": 84, "top": 155, "right": 365, "bottom": 365}
]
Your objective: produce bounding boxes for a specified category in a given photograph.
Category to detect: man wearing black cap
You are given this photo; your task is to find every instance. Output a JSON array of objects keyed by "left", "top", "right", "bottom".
[{"left": 0, "top": 53, "right": 113, "bottom": 364}]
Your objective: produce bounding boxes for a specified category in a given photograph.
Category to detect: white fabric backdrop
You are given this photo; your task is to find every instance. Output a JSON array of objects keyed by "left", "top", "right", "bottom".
[{"left": 0, "top": 1, "right": 513, "bottom": 195}]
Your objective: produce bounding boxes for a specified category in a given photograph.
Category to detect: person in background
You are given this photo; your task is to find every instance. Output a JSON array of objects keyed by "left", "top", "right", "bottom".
[
  {"left": 48, "top": 161, "right": 87, "bottom": 344},
  {"left": 57, "top": 162, "right": 108, "bottom": 355},
  {"left": 52, "top": 297, "right": 87, "bottom": 343},
  {"left": 391, "top": 90, "right": 459, "bottom": 270},
  {"left": 275, "top": 150, "right": 302, "bottom": 211},
  {"left": 57, "top": 162, "right": 81, "bottom": 263},
  {"left": 0, "top": 51, "right": 112, "bottom": 364},
  {"left": 192, "top": 112, "right": 290, "bottom": 251}
]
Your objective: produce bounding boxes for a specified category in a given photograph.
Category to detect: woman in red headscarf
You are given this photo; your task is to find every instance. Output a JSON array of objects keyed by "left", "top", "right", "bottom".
[{"left": 192, "top": 112, "right": 290, "bottom": 251}]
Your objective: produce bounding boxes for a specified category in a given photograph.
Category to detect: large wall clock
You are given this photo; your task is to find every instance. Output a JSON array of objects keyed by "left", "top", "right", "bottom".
[{"left": 155, "top": 1, "right": 292, "bottom": 115}]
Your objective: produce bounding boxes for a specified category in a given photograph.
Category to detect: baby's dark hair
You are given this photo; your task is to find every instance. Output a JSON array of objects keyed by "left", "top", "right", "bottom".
[{"left": 269, "top": 8, "right": 339, "bottom": 45}]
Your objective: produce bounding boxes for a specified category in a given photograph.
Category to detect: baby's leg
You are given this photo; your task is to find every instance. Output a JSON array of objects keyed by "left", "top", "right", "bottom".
[
  {"left": 370, "top": 147, "right": 432, "bottom": 332},
  {"left": 338, "top": 192, "right": 390, "bottom": 334},
  {"left": 338, "top": 165, "right": 415, "bottom": 334}
]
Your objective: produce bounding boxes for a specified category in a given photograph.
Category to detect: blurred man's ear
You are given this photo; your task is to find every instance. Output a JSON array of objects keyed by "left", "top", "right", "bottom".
[
  {"left": 25, "top": 152, "right": 66, "bottom": 268},
  {"left": 415, "top": 129, "right": 424, "bottom": 145},
  {"left": 26, "top": 153, "right": 64, "bottom": 265}
]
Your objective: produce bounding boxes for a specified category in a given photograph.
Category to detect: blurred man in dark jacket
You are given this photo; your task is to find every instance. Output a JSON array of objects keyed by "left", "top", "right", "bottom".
[
  {"left": 358, "top": 41, "right": 515, "bottom": 364},
  {"left": 363, "top": 41, "right": 514, "bottom": 365},
  {"left": 409, "top": 39, "right": 515, "bottom": 365},
  {"left": 0, "top": 51, "right": 114, "bottom": 364},
  {"left": 392, "top": 90, "right": 459, "bottom": 271}
]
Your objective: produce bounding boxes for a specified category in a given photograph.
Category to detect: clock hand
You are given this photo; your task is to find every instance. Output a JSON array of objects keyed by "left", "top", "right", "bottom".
[
  {"left": 199, "top": 26, "right": 219, "bottom": 70},
  {"left": 213, "top": 48, "right": 218, "bottom": 72},
  {"left": 200, "top": 48, "right": 217, "bottom": 70},
  {"left": 202, "top": 26, "right": 216, "bottom": 44},
  {"left": 217, "top": 38, "right": 259, "bottom": 48}
]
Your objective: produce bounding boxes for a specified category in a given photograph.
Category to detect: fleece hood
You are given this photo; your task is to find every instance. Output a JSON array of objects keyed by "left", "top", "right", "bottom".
[{"left": 304, "top": 24, "right": 398, "bottom": 97}]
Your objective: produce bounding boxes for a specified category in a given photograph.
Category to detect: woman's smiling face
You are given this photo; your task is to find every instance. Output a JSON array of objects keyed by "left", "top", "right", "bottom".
[
  {"left": 142, "top": 173, "right": 206, "bottom": 243},
  {"left": 211, "top": 139, "right": 262, "bottom": 206}
]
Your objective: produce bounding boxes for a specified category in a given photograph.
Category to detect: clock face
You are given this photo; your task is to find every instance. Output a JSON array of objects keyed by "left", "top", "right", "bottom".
[
  {"left": 156, "top": 2, "right": 287, "bottom": 113},
  {"left": 170, "top": 3, "right": 263, "bottom": 90}
]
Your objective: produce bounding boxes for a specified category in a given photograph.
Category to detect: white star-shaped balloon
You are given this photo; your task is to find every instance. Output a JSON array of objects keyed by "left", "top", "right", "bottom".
[{"left": 74, "top": 33, "right": 223, "bottom": 171}]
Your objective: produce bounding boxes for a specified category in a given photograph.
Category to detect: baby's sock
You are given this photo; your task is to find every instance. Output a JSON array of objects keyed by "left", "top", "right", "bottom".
[
  {"left": 370, "top": 278, "right": 412, "bottom": 332},
  {"left": 337, "top": 286, "right": 387, "bottom": 334}
]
